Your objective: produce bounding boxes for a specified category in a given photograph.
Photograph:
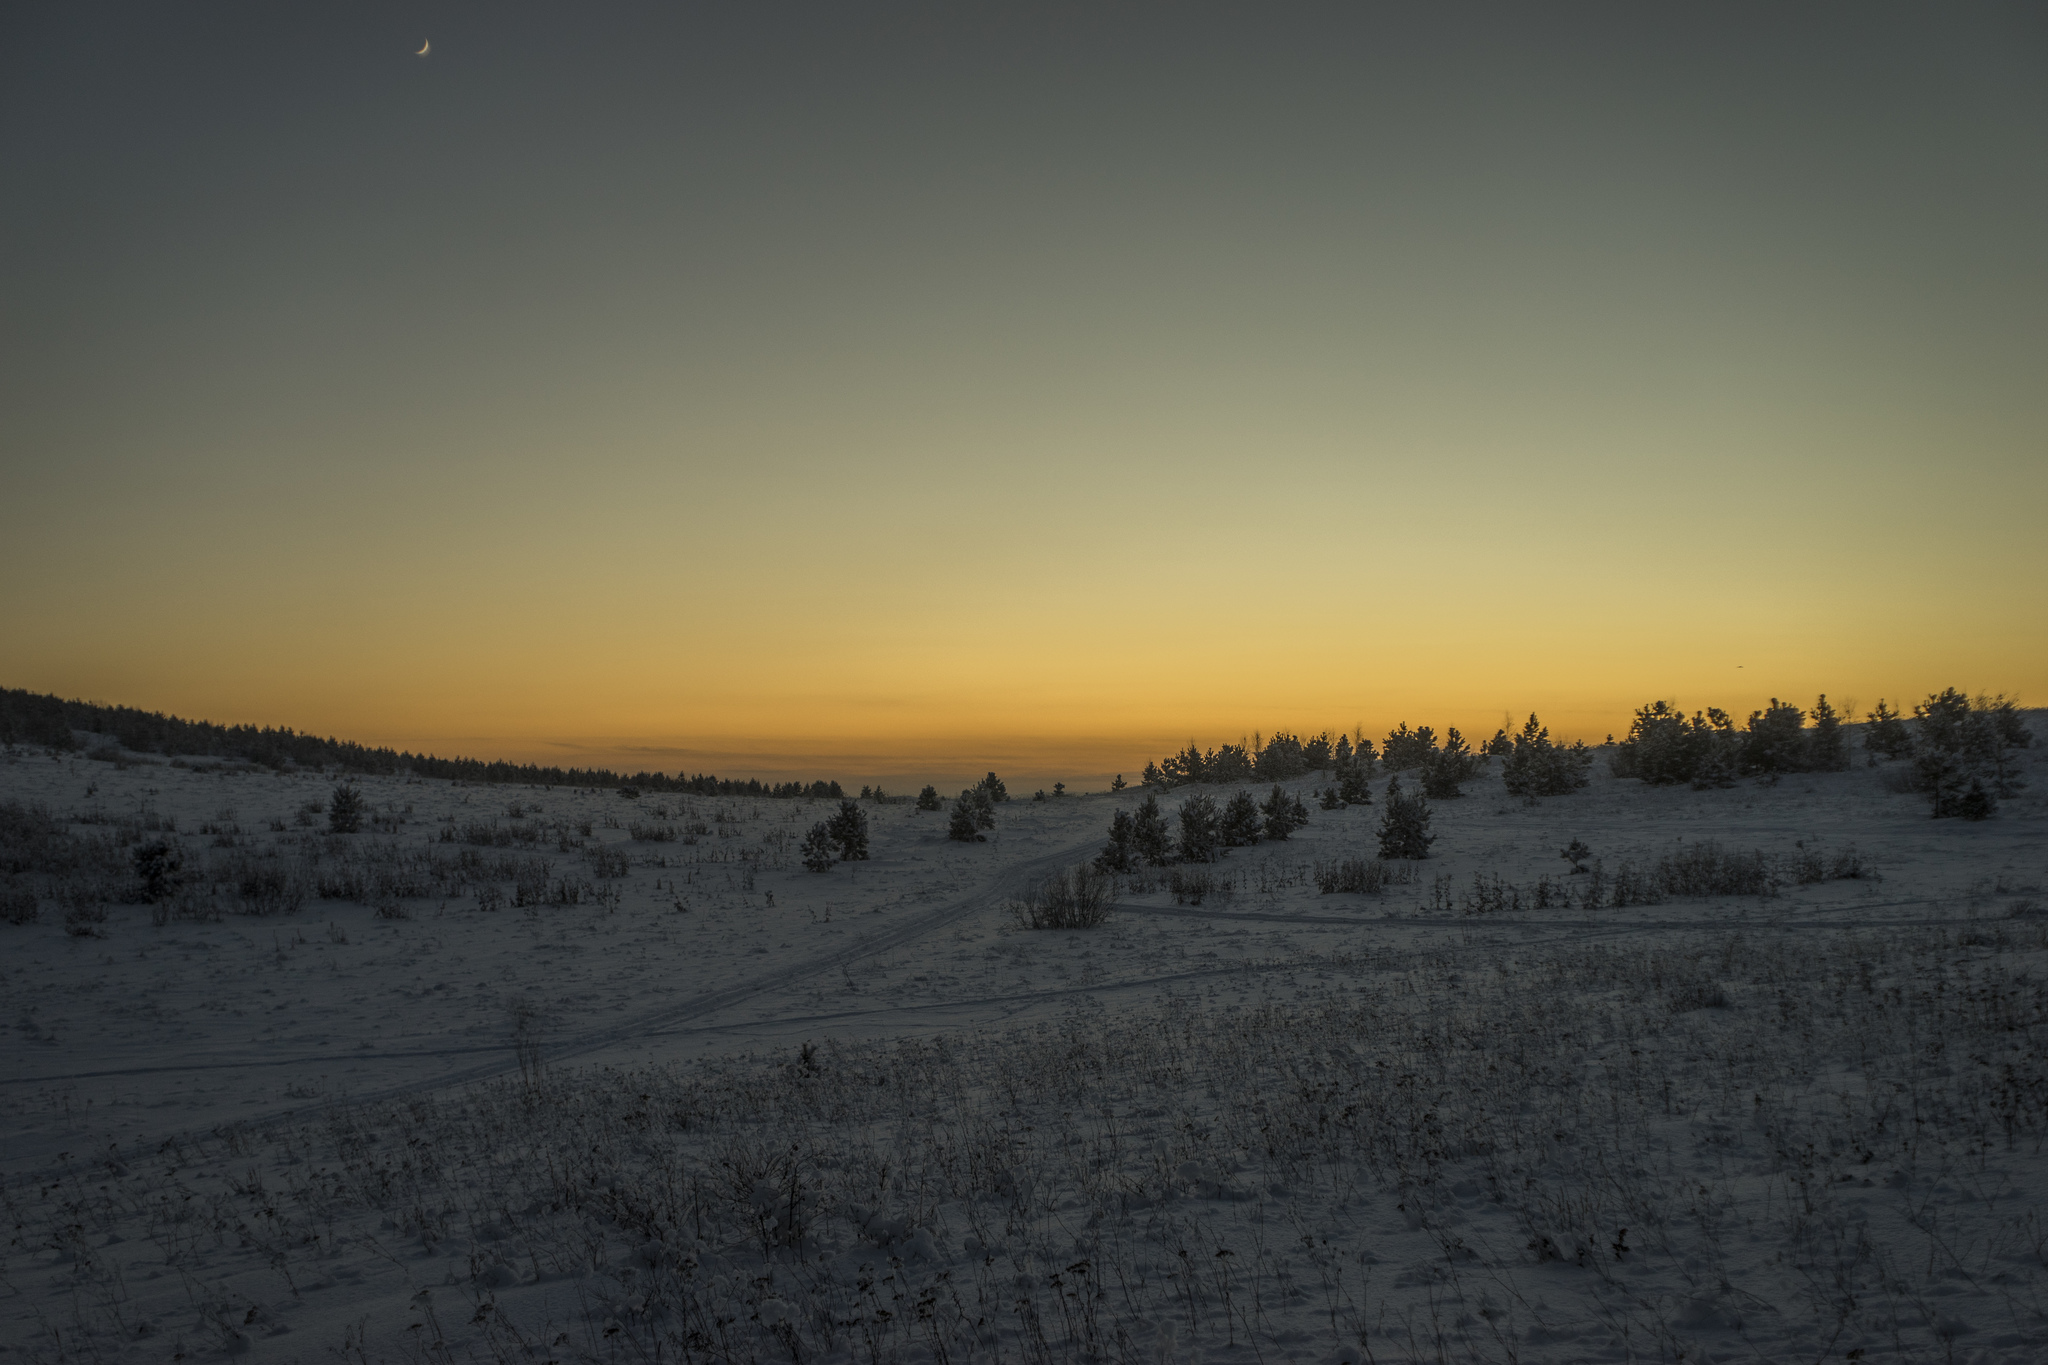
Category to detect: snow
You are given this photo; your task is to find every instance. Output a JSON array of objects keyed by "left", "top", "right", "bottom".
[{"left": 3, "top": 735, "right": 2047, "bottom": 1362}]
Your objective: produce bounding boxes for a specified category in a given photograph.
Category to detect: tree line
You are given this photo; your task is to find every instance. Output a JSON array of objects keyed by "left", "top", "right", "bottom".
[{"left": 0, "top": 687, "right": 845, "bottom": 799}]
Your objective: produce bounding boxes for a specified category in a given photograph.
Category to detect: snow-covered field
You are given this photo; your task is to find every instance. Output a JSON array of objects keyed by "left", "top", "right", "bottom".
[{"left": 5, "top": 734, "right": 2048, "bottom": 1363}]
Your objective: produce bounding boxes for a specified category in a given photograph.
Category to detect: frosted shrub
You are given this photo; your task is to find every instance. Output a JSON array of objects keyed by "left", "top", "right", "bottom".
[{"left": 1016, "top": 862, "right": 1114, "bottom": 929}]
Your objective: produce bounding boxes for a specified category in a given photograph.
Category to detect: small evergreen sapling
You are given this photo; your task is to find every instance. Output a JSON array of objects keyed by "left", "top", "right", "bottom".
[
  {"left": 948, "top": 788, "right": 998, "bottom": 842},
  {"left": 1130, "top": 794, "right": 1175, "bottom": 866},
  {"left": 801, "top": 822, "right": 839, "bottom": 871},
  {"left": 1561, "top": 839, "right": 1592, "bottom": 874},
  {"left": 1219, "top": 791, "right": 1263, "bottom": 847},
  {"left": 1177, "top": 793, "right": 1221, "bottom": 863},
  {"left": 914, "top": 785, "right": 943, "bottom": 811},
  {"left": 1382, "top": 724, "right": 1438, "bottom": 772},
  {"left": 1420, "top": 728, "right": 1480, "bottom": 798},
  {"left": 825, "top": 800, "right": 870, "bottom": 860},
  {"left": 1808, "top": 695, "right": 1848, "bottom": 771},
  {"left": 132, "top": 840, "right": 182, "bottom": 901},
  {"left": 1501, "top": 714, "right": 1592, "bottom": 799},
  {"left": 1376, "top": 775, "right": 1435, "bottom": 860},
  {"left": 1863, "top": 701, "right": 1914, "bottom": 759},
  {"left": 1260, "top": 784, "right": 1309, "bottom": 840},
  {"left": 328, "top": 782, "right": 367, "bottom": 834},
  {"left": 1110, "top": 774, "right": 1127, "bottom": 792},
  {"left": 1094, "top": 810, "right": 1138, "bottom": 873},
  {"left": 977, "top": 772, "right": 1009, "bottom": 802},
  {"left": 1739, "top": 699, "right": 1808, "bottom": 776}
]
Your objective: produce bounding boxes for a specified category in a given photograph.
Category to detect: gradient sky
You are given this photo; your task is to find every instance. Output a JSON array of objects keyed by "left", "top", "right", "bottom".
[{"left": 3, "top": 3, "right": 2044, "bottom": 787}]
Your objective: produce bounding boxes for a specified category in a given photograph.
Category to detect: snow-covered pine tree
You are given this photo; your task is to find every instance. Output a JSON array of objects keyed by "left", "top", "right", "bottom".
[
  {"left": 1376, "top": 776, "right": 1435, "bottom": 860},
  {"left": 1094, "top": 810, "right": 1138, "bottom": 873},
  {"left": 801, "top": 822, "right": 839, "bottom": 871},
  {"left": 1177, "top": 793, "right": 1221, "bottom": 863},
  {"left": 1219, "top": 791, "right": 1263, "bottom": 847},
  {"left": 1260, "top": 784, "right": 1309, "bottom": 839},
  {"left": 825, "top": 800, "right": 869, "bottom": 860}
]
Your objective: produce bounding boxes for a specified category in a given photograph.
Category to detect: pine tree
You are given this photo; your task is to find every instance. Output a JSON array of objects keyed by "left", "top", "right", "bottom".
[
  {"left": 1382, "top": 724, "right": 1438, "bottom": 772},
  {"left": 1255, "top": 733, "right": 1308, "bottom": 781},
  {"left": 1376, "top": 776, "right": 1435, "bottom": 860},
  {"left": 826, "top": 800, "right": 870, "bottom": 860},
  {"left": 1110, "top": 774, "right": 1127, "bottom": 792},
  {"left": 1260, "top": 784, "right": 1309, "bottom": 840},
  {"left": 1207, "top": 744, "right": 1254, "bottom": 784},
  {"left": 1420, "top": 729, "right": 1479, "bottom": 798},
  {"left": 1501, "top": 714, "right": 1591, "bottom": 799},
  {"left": 977, "top": 772, "right": 1009, "bottom": 802},
  {"left": 1130, "top": 794, "right": 1175, "bottom": 866},
  {"left": 1177, "top": 793, "right": 1221, "bottom": 863},
  {"left": 132, "top": 841, "right": 182, "bottom": 901},
  {"left": 1863, "top": 700, "right": 1914, "bottom": 759},
  {"left": 802, "top": 821, "right": 839, "bottom": 871},
  {"left": 1740, "top": 699, "right": 1807, "bottom": 775},
  {"left": 915, "top": 784, "right": 942, "bottom": 811},
  {"left": 1094, "top": 810, "right": 1138, "bottom": 872},
  {"left": 1611, "top": 702, "right": 1737, "bottom": 786},
  {"left": 328, "top": 783, "right": 366, "bottom": 834},
  {"left": 1336, "top": 761, "right": 1374, "bottom": 806},
  {"left": 1807, "top": 695, "right": 1848, "bottom": 772},
  {"left": 948, "top": 789, "right": 995, "bottom": 842},
  {"left": 1219, "top": 791, "right": 1263, "bottom": 847}
]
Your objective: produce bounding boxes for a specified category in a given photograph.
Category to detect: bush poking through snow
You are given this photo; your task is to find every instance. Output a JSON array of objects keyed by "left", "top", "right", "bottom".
[
  {"left": 1376, "top": 775, "right": 1435, "bottom": 860},
  {"left": 327, "top": 782, "right": 367, "bottom": 834},
  {"left": 1014, "top": 863, "right": 1114, "bottom": 929},
  {"left": 0, "top": 886, "right": 37, "bottom": 924},
  {"left": 914, "top": 784, "right": 942, "bottom": 811},
  {"left": 1313, "top": 857, "right": 1411, "bottom": 895},
  {"left": 63, "top": 899, "right": 107, "bottom": 937}
]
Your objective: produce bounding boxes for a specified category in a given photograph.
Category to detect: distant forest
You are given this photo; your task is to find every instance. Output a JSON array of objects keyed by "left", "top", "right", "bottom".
[{"left": 0, "top": 687, "right": 844, "bottom": 799}]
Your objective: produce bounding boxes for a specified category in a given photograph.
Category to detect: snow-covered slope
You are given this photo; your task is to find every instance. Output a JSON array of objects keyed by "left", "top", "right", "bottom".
[{"left": 4, "top": 739, "right": 2046, "bottom": 1363}]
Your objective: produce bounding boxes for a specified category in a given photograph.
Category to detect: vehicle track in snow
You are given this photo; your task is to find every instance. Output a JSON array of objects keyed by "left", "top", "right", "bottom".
[{"left": 3, "top": 834, "right": 1111, "bottom": 1125}]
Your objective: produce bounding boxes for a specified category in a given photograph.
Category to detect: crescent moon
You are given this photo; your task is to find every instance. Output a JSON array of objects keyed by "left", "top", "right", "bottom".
[{"left": 416, "top": 39, "right": 430, "bottom": 56}]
